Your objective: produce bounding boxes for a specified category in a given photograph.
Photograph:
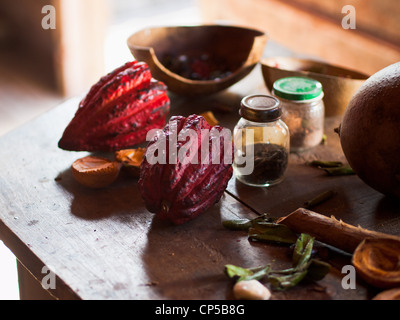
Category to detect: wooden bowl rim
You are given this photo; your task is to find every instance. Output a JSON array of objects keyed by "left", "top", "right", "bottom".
[
  {"left": 127, "top": 24, "right": 267, "bottom": 86},
  {"left": 261, "top": 56, "right": 369, "bottom": 81}
]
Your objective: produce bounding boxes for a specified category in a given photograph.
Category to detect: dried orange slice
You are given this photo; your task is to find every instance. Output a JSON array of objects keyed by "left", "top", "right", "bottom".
[{"left": 72, "top": 156, "right": 121, "bottom": 188}]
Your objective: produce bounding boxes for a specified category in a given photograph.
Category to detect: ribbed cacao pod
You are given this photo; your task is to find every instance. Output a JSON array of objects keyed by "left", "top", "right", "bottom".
[
  {"left": 139, "top": 114, "right": 233, "bottom": 225},
  {"left": 58, "top": 61, "right": 170, "bottom": 152}
]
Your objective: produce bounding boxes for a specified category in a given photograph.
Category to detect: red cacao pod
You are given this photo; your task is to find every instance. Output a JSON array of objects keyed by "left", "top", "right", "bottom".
[
  {"left": 139, "top": 114, "right": 233, "bottom": 225},
  {"left": 58, "top": 61, "right": 170, "bottom": 152}
]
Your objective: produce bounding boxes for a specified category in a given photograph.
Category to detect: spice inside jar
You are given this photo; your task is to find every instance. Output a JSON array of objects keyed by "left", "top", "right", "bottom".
[
  {"left": 235, "top": 143, "right": 288, "bottom": 186},
  {"left": 272, "top": 77, "right": 325, "bottom": 152},
  {"left": 233, "top": 94, "right": 290, "bottom": 187}
]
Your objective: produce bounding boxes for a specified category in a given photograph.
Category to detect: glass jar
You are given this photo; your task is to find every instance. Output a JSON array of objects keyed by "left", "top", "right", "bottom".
[
  {"left": 272, "top": 77, "right": 325, "bottom": 153},
  {"left": 233, "top": 94, "right": 290, "bottom": 187}
]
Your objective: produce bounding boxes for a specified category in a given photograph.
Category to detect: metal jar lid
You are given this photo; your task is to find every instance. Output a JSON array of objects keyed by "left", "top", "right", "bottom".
[{"left": 240, "top": 94, "right": 282, "bottom": 122}]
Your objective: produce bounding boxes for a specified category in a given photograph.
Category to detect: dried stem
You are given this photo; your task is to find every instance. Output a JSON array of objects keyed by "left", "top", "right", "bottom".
[{"left": 277, "top": 208, "right": 400, "bottom": 253}]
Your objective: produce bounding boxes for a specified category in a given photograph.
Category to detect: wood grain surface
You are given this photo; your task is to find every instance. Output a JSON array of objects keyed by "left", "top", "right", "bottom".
[{"left": 0, "top": 66, "right": 398, "bottom": 300}]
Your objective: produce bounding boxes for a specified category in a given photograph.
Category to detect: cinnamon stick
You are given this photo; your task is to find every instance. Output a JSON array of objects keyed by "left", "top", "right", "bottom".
[{"left": 277, "top": 208, "right": 400, "bottom": 253}]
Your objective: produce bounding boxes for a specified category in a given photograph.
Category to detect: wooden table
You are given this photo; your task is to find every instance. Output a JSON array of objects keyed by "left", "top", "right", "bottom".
[{"left": 0, "top": 64, "right": 399, "bottom": 300}]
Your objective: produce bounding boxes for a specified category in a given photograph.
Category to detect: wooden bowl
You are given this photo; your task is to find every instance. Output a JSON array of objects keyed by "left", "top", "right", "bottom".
[
  {"left": 261, "top": 57, "right": 369, "bottom": 116},
  {"left": 127, "top": 25, "right": 267, "bottom": 96}
]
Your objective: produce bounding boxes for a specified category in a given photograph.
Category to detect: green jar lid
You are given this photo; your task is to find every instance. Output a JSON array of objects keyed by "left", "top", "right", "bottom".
[{"left": 273, "top": 77, "right": 323, "bottom": 101}]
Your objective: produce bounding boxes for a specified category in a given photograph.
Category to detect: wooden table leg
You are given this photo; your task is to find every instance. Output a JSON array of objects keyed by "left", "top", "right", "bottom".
[{"left": 17, "top": 260, "right": 55, "bottom": 300}]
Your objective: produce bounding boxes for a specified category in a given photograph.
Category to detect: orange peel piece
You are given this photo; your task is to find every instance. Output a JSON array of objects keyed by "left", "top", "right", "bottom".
[
  {"left": 352, "top": 237, "right": 400, "bottom": 289},
  {"left": 200, "top": 111, "right": 219, "bottom": 126},
  {"left": 115, "top": 148, "right": 146, "bottom": 177},
  {"left": 72, "top": 156, "right": 121, "bottom": 188},
  {"left": 373, "top": 288, "right": 400, "bottom": 300}
]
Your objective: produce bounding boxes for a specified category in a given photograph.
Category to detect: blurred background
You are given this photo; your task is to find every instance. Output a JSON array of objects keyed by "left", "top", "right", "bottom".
[{"left": 0, "top": 0, "right": 399, "bottom": 300}]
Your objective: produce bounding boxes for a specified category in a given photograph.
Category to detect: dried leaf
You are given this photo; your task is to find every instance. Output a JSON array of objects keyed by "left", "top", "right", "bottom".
[{"left": 249, "top": 223, "right": 298, "bottom": 245}]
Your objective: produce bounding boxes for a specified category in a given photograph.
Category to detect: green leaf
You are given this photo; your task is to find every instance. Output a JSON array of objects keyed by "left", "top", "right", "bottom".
[
  {"left": 268, "top": 270, "right": 308, "bottom": 290},
  {"left": 225, "top": 264, "right": 270, "bottom": 282},
  {"left": 310, "top": 160, "right": 343, "bottom": 168},
  {"left": 222, "top": 214, "right": 273, "bottom": 231},
  {"left": 304, "top": 190, "right": 336, "bottom": 209},
  {"left": 225, "top": 264, "right": 253, "bottom": 279},
  {"left": 249, "top": 223, "right": 298, "bottom": 245},
  {"left": 293, "top": 233, "right": 315, "bottom": 268},
  {"left": 323, "top": 165, "right": 355, "bottom": 176},
  {"left": 224, "top": 233, "right": 331, "bottom": 292},
  {"left": 244, "top": 266, "right": 271, "bottom": 282},
  {"left": 222, "top": 219, "right": 252, "bottom": 231},
  {"left": 306, "top": 259, "right": 331, "bottom": 281}
]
